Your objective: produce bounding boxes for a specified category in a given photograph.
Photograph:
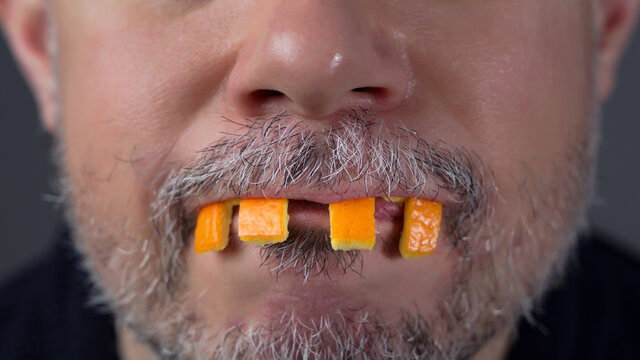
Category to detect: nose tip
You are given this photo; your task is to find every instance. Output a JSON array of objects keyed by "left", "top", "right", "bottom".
[
  {"left": 241, "top": 68, "right": 401, "bottom": 118},
  {"left": 227, "top": 2, "right": 409, "bottom": 119}
]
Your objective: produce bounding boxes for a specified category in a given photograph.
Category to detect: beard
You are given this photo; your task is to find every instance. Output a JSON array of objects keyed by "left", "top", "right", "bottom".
[{"left": 56, "top": 109, "right": 598, "bottom": 359}]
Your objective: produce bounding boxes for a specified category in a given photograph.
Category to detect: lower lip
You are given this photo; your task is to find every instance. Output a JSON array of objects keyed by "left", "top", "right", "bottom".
[{"left": 236, "top": 281, "right": 366, "bottom": 326}]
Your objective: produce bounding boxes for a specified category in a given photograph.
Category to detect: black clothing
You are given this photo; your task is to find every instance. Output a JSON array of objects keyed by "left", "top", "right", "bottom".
[
  {"left": 0, "top": 226, "right": 117, "bottom": 360},
  {"left": 1, "top": 226, "right": 638, "bottom": 359},
  {"left": 506, "top": 230, "right": 640, "bottom": 360}
]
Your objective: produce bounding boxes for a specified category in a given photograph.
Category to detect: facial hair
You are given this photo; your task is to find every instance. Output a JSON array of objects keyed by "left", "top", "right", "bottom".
[{"left": 57, "top": 109, "right": 597, "bottom": 359}]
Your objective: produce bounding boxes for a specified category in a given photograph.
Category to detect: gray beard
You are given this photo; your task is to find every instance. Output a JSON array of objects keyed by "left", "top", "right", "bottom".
[
  {"left": 56, "top": 111, "right": 598, "bottom": 359},
  {"left": 194, "top": 309, "right": 475, "bottom": 359}
]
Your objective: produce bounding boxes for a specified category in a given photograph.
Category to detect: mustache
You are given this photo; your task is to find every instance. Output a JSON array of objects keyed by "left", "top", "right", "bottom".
[
  {"left": 161, "top": 111, "right": 485, "bottom": 204},
  {"left": 151, "top": 111, "right": 493, "bottom": 282}
]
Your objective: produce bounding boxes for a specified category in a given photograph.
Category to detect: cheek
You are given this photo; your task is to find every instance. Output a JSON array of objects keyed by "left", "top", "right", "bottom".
[
  {"left": 485, "top": 6, "right": 593, "bottom": 166},
  {"left": 54, "top": 5, "right": 243, "bottom": 220},
  {"left": 479, "top": 6, "right": 593, "bottom": 152},
  {"left": 407, "top": 1, "right": 594, "bottom": 194}
]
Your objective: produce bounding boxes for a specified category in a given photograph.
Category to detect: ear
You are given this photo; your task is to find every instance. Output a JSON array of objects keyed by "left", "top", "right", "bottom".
[
  {"left": 595, "top": 0, "right": 640, "bottom": 101},
  {"left": 0, "top": 0, "right": 57, "bottom": 132}
]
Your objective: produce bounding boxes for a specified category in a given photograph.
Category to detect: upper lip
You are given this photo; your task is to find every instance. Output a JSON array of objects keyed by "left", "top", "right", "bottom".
[{"left": 183, "top": 180, "right": 456, "bottom": 215}]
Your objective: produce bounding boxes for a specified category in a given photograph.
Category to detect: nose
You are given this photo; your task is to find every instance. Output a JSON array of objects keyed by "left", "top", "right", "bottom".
[{"left": 227, "top": 1, "right": 409, "bottom": 119}]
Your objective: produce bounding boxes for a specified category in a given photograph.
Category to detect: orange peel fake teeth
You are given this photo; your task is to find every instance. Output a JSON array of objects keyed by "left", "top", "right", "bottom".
[
  {"left": 193, "top": 196, "right": 442, "bottom": 258},
  {"left": 385, "top": 196, "right": 407, "bottom": 205},
  {"left": 194, "top": 201, "right": 235, "bottom": 254},
  {"left": 329, "top": 197, "right": 376, "bottom": 250},
  {"left": 399, "top": 198, "right": 442, "bottom": 258},
  {"left": 238, "top": 198, "right": 289, "bottom": 245}
]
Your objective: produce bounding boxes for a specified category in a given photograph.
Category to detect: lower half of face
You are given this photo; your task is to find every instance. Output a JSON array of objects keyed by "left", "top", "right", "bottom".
[
  {"left": 65, "top": 124, "right": 595, "bottom": 359},
  {"left": 63, "top": 116, "right": 597, "bottom": 359},
  {"left": 54, "top": 0, "right": 597, "bottom": 358}
]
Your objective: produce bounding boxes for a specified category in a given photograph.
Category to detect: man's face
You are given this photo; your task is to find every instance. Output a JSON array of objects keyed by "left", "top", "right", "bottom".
[{"left": 50, "top": 0, "right": 596, "bottom": 358}]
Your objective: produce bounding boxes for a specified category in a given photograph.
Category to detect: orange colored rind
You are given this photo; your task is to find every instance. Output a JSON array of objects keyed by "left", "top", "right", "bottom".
[
  {"left": 329, "top": 197, "right": 376, "bottom": 250},
  {"left": 399, "top": 198, "right": 442, "bottom": 258},
  {"left": 238, "top": 198, "right": 289, "bottom": 245},
  {"left": 194, "top": 201, "right": 235, "bottom": 254},
  {"left": 385, "top": 196, "right": 406, "bottom": 205},
  {"left": 195, "top": 196, "right": 442, "bottom": 259}
]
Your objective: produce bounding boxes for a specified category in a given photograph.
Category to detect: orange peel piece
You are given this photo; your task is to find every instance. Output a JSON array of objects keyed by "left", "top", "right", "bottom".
[
  {"left": 399, "top": 198, "right": 442, "bottom": 258},
  {"left": 238, "top": 198, "right": 289, "bottom": 245},
  {"left": 329, "top": 197, "right": 376, "bottom": 250},
  {"left": 194, "top": 201, "right": 235, "bottom": 254},
  {"left": 385, "top": 196, "right": 406, "bottom": 205}
]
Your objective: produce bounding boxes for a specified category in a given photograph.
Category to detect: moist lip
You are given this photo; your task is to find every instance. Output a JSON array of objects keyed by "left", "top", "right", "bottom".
[
  {"left": 279, "top": 197, "right": 403, "bottom": 232},
  {"left": 287, "top": 199, "right": 329, "bottom": 213},
  {"left": 222, "top": 197, "right": 404, "bottom": 247},
  {"left": 221, "top": 197, "right": 407, "bottom": 254},
  {"left": 233, "top": 280, "right": 366, "bottom": 327},
  {"left": 287, "top": 197, "right": 403, "bottom": 221},
  {"left": 374, "top": 197, "right": 403, "bottom": 220}
]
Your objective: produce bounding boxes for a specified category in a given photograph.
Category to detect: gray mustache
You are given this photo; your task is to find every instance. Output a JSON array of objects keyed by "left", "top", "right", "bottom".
[
  {"left": 150, "top": 111, "right": 493, "bottom": 284},
  {"left": 159, "top": 111, "right": 486, "bottom": 207}
]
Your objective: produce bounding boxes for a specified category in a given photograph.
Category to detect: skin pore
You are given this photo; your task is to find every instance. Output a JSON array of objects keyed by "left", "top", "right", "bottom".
[{"left": 1, "top": 0, "right": 639, "bottom": 359}]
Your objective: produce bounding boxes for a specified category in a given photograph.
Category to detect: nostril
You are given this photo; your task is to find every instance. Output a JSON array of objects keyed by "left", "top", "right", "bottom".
[
  {"left": 251, "top": 89, "right": 286, "bottom": 100},
  {"left": 350, "top": 87, "right": 395, "bottom": 109},
  {"left": 351, "top": 87, "right": 374, "bottom": 93},
  {"left": 245, "top": 89, "right": 287, "bottom": 109},
  {"left": 351, "top": 86, "right": 389, "bottom": 99}
]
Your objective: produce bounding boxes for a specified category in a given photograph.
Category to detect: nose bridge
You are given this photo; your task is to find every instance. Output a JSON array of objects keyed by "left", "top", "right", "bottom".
[
  {"left": 266, "top": 0, "right": 364, "bottom": 78},
  {"left": 228, "top": 0, "right": 408, "bottom": 118}
]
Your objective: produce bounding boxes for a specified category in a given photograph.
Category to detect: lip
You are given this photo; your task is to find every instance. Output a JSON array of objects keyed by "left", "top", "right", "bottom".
[
  {"left": 184, "top": 181, "right": 456, "bottom": 217},
  {"left": 221, "top": 198, "right": 404, "bottom": 234},
  {"left": 221, "top": 198, "right": 405, "bottom": 243},
  {"left": 189, "top": 187, "right": 454, "bottom": 324},
  {"left": 185, "top": 182, "right": 453, "bottom": 261},
  {"left": 238, "top": 280, "right": 365, "bottom": 326}
]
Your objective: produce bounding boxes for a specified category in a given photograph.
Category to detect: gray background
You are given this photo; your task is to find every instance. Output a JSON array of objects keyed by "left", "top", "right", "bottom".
[{"left": 1, "top": 29, "right": 639, "bottom": 284}]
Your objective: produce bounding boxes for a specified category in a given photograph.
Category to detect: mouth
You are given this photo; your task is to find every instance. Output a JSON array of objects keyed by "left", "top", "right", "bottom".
[
  {"left": 190, "top": 195, "right": 449, "bottom": 330},
  {"left": 187, "top": 182, "right": 455, "bottom": 211},
  {"left": 286, "top": 197, "right": 404, "bottom": 230},
  {"left": 192, "top": 192, "right": 444, "bottom": 261},
  {"left": 146, "top": 117, "right": 490, "bottom": 336}
]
